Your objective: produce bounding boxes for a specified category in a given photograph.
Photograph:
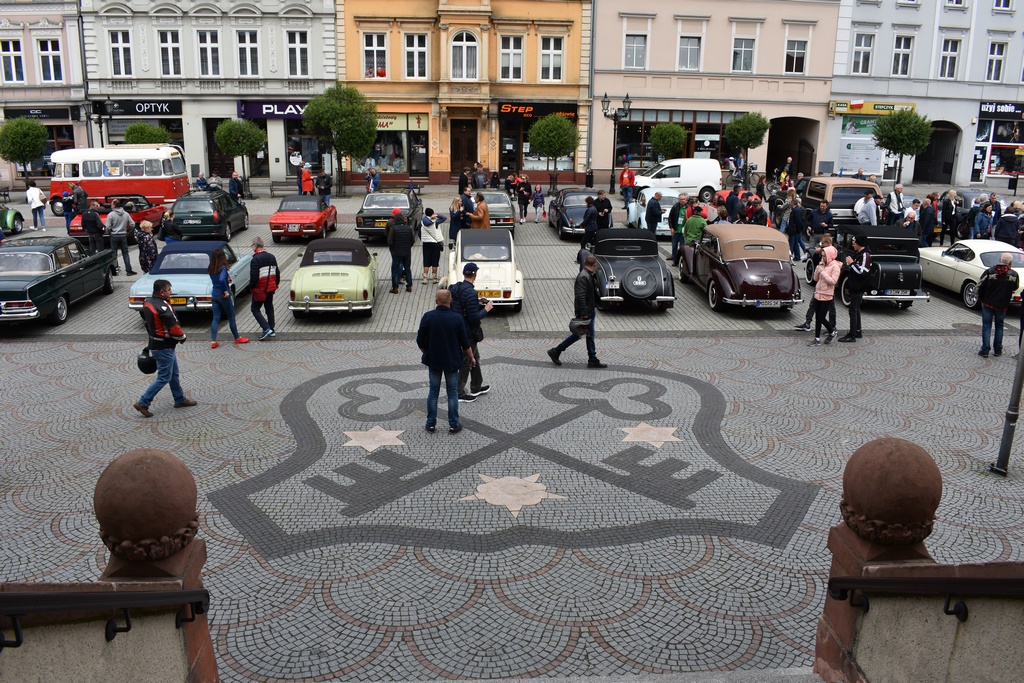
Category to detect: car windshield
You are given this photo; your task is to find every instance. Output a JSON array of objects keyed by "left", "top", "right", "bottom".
[
  {"left": 0, "top": 252, "right": 51, "bottom": 274},
  {"left": 154, "top": 252, "right": 211, "bottom": 271},
  {"left": 279, "top": 198, "right": 321, "bottom": 212},
  {"left": 174, "top": 199, "right": 213, "bottom": 213},
  {"left": 561, "top": 194, "right": 588, "bottom": 207},
  {"left": 461, "top": 245, "right": 510, "bottom": 262},
  {"left": 481, "top": 193, "right": 512, "bottom": 207},
  {"left": 642, "top": 163, "right": 666, "bottom": 177},
  {"left": 981, "top": 252, "right": 1024, "bottom": 267},
  {"left": 312, "top": 251, "right": 355, "bottom": 264},
  {"left": 362, "top": 194, "right": 410, "bottom": 210}
]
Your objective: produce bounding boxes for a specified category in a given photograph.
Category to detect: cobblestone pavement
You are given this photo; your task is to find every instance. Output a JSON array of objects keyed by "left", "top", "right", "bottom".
[{"left": 2, "top": 331, "right": 1023, "bottom": 681}]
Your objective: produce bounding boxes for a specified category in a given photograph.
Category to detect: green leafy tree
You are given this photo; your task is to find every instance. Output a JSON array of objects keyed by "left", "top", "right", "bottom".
[
  {"left": 528, "top": 113, "right": 579, "bottom": 191},
  {"left": 303, "top": 85, "right": 378, "bottom": 194},
  {"left": 0, "top": 117, "right": 49, "bottom": 179},
  {"left": 724, "top": 112, "right": 771, "bottom": 188},
  {"left": 214, "top": 119, "right": 268, "bottom": 189},
  {"left": 124, "top": 122, "right": 170, "bottom": 145},
  {"left": 872, "top": 109, "right": 932, "bottom": 185},
  {"left": 648, "top": 123, "right": 688, "bottom": 161}
]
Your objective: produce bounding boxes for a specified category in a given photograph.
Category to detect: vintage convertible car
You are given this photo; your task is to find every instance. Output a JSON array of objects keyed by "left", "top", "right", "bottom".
[
  {"left": 919, "top": 239, "right": 1024, "bottom": 309},
  {"left": 128, "top": 240, "right": 252, "bottom": 313},
  {"left": 446, "top": 228, "right": 524, "bottom": 311},
  {"left": 478, "top": 191, "right": 517, "bottom": 238},
  {"left": 289, "top": 238, "right": 376, "bottom": 318},
  {"left": 680, "top": 224, "right": 802, "bottom": 312},
  {"left": 547, "top": 188, "right": 593, "bottom": 240},
  {"left": 69, "top": 194, "right": 166, "bottom": 246},
  {"left": 808, "top": 224, "right": 930, "bottom": 308},
  {"left": 354, "top": 188, "right": 423, "bottom": 241},
  {"left": 581, "top": 229, "right": 675, "bottom": 311},
  {"left": 1, "top": 202, "right": 25, "bottom": 236},
  {"left": 0, "top": 236, "right": 116, "bottom": 325},
  {"left": 269, "top": 195, "right": 338, "bottom": 243},
  {"left": 626, "top": 187, "right": 677, "bottom": 237}
]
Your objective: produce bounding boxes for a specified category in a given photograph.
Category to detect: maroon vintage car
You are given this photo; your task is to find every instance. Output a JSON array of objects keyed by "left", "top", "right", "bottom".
[
  {"left": 680, "top": 223, "right": 803, "bottom": 312},
  {"left": 69, "top": 194, "right": 166, "bottom": 246}
]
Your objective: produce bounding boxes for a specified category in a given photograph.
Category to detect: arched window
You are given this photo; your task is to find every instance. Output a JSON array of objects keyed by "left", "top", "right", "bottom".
[{"left": 451, "top": 31, "right": 477, "bottom": 80}]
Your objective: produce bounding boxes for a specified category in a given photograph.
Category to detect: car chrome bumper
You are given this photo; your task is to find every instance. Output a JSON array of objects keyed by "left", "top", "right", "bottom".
[
  {"left": 0, "top": 308, "right": 40, "bottom": 321},
  {"left": 723, "top": 296, "right": 804, "bottom": 306},
  {"left": 862, "top": 292, "right": 930, "bottom": 302},
  {"left": 128, "top": 298, "right": 212, "bottom": 312},
  {"left": 289, "top": 300, "right": 373, "bottom": 312},
  {"left": 485, "top": 298, "right": 522, "bottom": 307}
]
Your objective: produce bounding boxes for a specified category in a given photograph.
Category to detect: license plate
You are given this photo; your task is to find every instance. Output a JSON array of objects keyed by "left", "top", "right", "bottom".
[
  {"left": 287, "top": 225, "right": 300, "bottom": 233},
  {"left": 376, "top": 220, "right": 388, "bottom": 227},
  {"left": 169, "top": 297, "right": 187, "bottom": 305},
  {"left": 316, "top": 293, "right": 344, "bottom": 300},
  {"left": 885, "top": 289, "right": 911, "bottom": 296},
  {"left": 182, "top": 219, "right": 201, "bottom": 225},
  {"left": 755, "top": 300, "right": 782, "bottom": 308},
  {"left": 478, "top": 290, "right": 500, "bottom": 297}
]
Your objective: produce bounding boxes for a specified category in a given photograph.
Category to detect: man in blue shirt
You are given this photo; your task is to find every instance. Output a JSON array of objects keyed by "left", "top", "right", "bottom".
[
  {"left": 808, "top": 200, "right": 834, "bottom": 252},
  {"left": 416, "top": 289, "right": 475, "bottom": 434}
]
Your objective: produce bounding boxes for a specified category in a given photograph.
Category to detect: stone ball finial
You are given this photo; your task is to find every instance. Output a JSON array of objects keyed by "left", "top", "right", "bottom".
[
  {"left": 94, "top": 449, "right": 199, "bottom": 562},
  {"left": 840, "top": 438, "right": 942, "bottom": 546}
]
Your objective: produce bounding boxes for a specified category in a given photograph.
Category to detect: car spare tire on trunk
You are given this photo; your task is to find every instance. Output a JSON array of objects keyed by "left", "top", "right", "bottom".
[{"left": 622, "top": 266, "right": 657, "bottom": 299}]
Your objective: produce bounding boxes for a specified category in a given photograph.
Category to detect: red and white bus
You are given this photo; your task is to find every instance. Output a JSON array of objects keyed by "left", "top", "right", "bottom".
[{"left": 48, "top": 145, "right": 190, "bottom": 214}]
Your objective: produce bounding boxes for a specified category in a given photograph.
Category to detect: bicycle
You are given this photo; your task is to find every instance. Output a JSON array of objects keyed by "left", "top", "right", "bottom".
[{"left": 725, "top": 163, "right": 758, "bottom": 189}]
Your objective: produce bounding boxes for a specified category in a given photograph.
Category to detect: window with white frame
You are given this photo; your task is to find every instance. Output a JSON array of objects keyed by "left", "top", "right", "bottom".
[
  {"left": 945, "top": 0, "right": 965, "bottom": 6},
  {"left": 678, "top": 36, "right": 700, "bottom": 71},
  {"left": 851, "top": 33, "right": 873, "bottom": 75},
  {"left": 237, "top": 30, "right": 259, "bottom": 76},
  {"left": 499, "top": 35, "right": 522, "bottom": 80},
  {"left": 405, "top": 33, "right": 427, "bottom": 79},
  {"left": 892, "top": 35, "right": 913, "bottom": 76},
  {"left": 993, "top": 0, "right": 1011, "bottom": 8},
  {"left": 540, "top": 36, "right": 563, "bottom": 81},
  {"left": 158, "top": 30, "right": 181, "bottom": 77},
  {"left": 986, "top": 41, "right": 1006, "bottom": 81},
  {"left": 363, "top": 33, "right": 386, "bottom": 79},
  {"left": 732, "top": 38, "right": 754, "bottom": 72},
  {"left": 110, "top": 30, "right": 132, "bottom": 76},
  {"left": 785, "top": 40, "right": 806, "bottom": 74},
  {"left": 38, "top": 39, "right": 62, "bottom": 82},
  {"left": 624, "top": 34, "right": 646, "bottom": 69},
  {"left": 288, "top": 31, "right": 308, "bottom": 77},
  {"left": 1, "top": 39, "right": 24, "bottom": 82},
  {"left": 938, "top": 38, "right": 959, "bottom": 78},
  {"left": 451, "top": 31, "right": 477, "bottom": 79},
  {"left": 197, "top": 30, "right": 219, "bottom": 77}
]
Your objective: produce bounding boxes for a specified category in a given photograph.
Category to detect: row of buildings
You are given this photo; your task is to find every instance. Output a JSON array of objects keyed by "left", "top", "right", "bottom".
[{"left": 1, "top": 0, "right": 1023, "bottom": 189}]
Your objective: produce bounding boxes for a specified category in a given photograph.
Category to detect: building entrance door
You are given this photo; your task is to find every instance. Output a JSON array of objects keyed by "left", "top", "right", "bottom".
[
  {"left": 450, "top": 119, "right": 478, "bottom": 174},
  {"left": 204, "top": 118, "right": 233, "bottom": 178}
]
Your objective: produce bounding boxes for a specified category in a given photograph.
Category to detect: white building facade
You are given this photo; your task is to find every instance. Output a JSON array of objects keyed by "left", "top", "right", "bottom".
[
  {"left": 80, "top": 0, "right": 337, "bottom": 183},
  {"left": 828, "top": 0, "right": 1024, "bottom": 186}
]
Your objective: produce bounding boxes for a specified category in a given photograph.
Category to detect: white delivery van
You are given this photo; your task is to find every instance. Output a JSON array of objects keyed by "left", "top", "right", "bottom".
[{"left": 631, "top": 158, "right": 723, "bottom": 202}]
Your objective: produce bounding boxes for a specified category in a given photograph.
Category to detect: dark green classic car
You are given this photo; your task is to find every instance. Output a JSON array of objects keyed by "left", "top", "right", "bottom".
[{"left": 0, "top": 236, "right": 117, "bottom": 325}]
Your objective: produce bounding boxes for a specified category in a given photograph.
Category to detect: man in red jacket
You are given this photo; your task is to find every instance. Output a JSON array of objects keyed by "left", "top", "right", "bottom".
[
  {"left": 134, "top": 280, "right": 194, "bottom": 417},
  {"left": 249, "top": 236, "right": 280, "bottom": 340}
]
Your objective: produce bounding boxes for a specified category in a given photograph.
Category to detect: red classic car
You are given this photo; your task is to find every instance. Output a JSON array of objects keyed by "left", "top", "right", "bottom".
[
  {"left": 680, "top": 223, "right": 802, "bottom": 312},
  {"left": 68, "top": 194, "right": 166, "bottom": 246},
  {"left": 269, "top": 195, "right": 338, "bottom": 242}
]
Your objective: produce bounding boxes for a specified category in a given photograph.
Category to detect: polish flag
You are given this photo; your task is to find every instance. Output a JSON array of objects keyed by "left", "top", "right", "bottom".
[{"left": 849, "top": 99, "right": 865, "bottom": 109}]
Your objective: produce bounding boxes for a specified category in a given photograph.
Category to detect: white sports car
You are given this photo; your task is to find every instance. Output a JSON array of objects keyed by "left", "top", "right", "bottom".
[
  {"left": 444, "top": 229, "right": 524, "bottom": 312},
  {"left": 626, "top": 187, "right": 677, "bottom": 237},
  {"left": 919, "top": 239, "right": 1024, "bottom": 309}
]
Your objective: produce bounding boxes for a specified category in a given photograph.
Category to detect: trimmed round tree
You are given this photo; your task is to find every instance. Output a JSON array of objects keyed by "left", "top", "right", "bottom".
[
  {"left": 214, "top": 119, "right": 268, "bottom": 192},
  {"left": 724, "top": 112, "right": 771, "bottom": 188},
  {"left": 872, "top": 109, "right": 932, "bottom": 185},
  {"left": 124, "top": 122, "right": 171, "bottom": 145},
  {"left": 303, "top": 85, "right": 378, "bottom": 195},
  {"left": 528, "top": 113, "right": 579, "bottom": 192},
  {"left": 0, "top": 117, "right": 49, "bottom": 180},
  {"left": 648, "top": 123, "right": 688, "bottom": 162}
]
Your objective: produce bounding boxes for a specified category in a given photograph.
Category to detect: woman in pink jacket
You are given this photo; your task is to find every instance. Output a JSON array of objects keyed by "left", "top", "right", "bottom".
[{"left": 809, "top": 245, "right": 841, "bottom": 346}]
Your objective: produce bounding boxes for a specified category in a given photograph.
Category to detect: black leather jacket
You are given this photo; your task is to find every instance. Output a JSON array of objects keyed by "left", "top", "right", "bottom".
[{"left": 574, "top": 267, "right": 597, "bottom": 317}]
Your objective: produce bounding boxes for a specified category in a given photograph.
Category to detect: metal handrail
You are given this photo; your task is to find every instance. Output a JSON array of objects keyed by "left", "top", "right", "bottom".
[
  {"left": 827, "top": 576, "right": 1024, "bottom": 623},
  {"left": 1, "top": 588, "right": 209, "bottom": 652}
]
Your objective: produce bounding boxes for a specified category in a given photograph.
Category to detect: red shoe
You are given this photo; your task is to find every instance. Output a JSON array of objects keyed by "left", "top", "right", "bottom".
[
  {"left": 210, "top": 341, "right": 220, "bottom": 349},
  {"left": 234, "top": 337, "right": 249, "bottom": 344}
]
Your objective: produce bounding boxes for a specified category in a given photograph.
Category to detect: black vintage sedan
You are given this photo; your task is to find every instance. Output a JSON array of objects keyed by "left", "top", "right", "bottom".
[
  {"left": 821, "top": 224, "right": 930, "bottom": 309},
  {"left": 354, "top": 188, "right": 423, "bottom": 241},
  {"left": 580, "top": 229, "right": 675, "bottom": 311},
  {"left": 547, "top": 188, "right": 593, "bottom": 240},
  {"left": 0, "top": 236, "right": 117, "bottom": 325}
]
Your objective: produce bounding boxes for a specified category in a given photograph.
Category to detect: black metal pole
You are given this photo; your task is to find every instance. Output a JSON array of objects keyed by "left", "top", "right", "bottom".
[
  {"left": 608, "top": 114, "right": 617, "bottom": 195},
  {"left": 991, "top": 347, "right": 1024, "bottom": 475}
]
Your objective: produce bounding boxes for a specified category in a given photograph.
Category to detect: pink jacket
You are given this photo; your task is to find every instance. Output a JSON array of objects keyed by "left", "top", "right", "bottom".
[{"left": 813, "top": 246, "right": 842, "bottom": 301}]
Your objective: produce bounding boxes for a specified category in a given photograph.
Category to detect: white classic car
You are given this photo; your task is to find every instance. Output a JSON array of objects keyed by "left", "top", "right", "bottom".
[
  {"left": 626, "top": 187, "right": 677, "bottom": 238},
  {"left": 443, "top": 228, "right": 524, "bottom": 312},
  {"left": 919, "top": 239, "right": 1024, "bottom": 309}
]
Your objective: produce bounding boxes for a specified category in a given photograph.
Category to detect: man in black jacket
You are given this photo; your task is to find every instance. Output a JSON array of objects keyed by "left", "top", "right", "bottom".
[
  {"left": 644, "top": 192, "right": 663, "bottom": 233},
  {"left": 593, "top": 189, "right": 613, "bottom": 230},
  {"left": 450, "top": 263, "right": 493, "bottom": 402},
  {"left": 134, "top": 279, "right": 194, "bottom": 417},
  {"left": 808, "top": 200, "right": 834, "bottom": 252},
  {"left": 547, "top": 255, "right": 607, "bottom": 368},
  {"left": 417, "top": 289, "right": 475, "bottom": 434},
  {"left": 839, "top": 234, "right": 872, "bottom": 342},
  {"left": 81, "top": 199, "right": 105, "bottom": 255},
  {"left": 725, "top": 185, "right": 743, "bottom": 222},
  {"left": 978, "top": 253, "right": 1019, "bottom": 357},
  {"left": 387, "top": 208, "right": 416, "bottom": 292}
]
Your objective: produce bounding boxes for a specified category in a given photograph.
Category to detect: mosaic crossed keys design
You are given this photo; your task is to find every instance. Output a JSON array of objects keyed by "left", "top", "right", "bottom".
[{"left": 208, "top": 359, "right": 819, "bottom": 557}]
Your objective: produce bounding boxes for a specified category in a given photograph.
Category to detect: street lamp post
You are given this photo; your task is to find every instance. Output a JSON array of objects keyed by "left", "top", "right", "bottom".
[
  {"left": 87, "top": 98, "right": 114, "bottom": 147},
  {"left": 600, "top": 93, "right": 631, "bottom": 194}
]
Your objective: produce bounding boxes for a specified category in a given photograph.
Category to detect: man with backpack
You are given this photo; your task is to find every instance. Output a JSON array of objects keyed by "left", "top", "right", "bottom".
[
  {"left": 249, "top": 236, "right": 280, "bottom": 340},
  {"left": 449, "top": 263, "right": 493, "bottom": 403}
]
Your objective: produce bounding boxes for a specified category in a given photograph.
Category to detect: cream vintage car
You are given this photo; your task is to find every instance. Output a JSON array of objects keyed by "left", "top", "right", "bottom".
[
  {"left": 919, "top": 239, "right": 1024, "bottom": 309},
  {"left": 443, "top": 229, "right": 524, "bottom": 312},
  {"left": 289, "top": 238, "right": 377, "bottom": 318}
]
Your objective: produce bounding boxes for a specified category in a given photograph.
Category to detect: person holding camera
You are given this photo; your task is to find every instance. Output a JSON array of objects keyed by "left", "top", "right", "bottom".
[{"left": 449, "top": 263, "right": 493, "bottom": 402}]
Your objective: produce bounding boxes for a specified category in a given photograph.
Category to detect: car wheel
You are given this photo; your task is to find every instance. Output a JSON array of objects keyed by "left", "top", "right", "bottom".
[
  {"left": 12, "top": 216, "right": 24, "bottom": 234},
  {"left": 292, "top": 310, "right": 308, "bottom": 320},
  {"left": 50, "top": 200, "right": 64, "bottom": 216},
  {"left": 548, "top": 211, "right": 555, "bottom": 229},
  {"left": 329, "top": 221, "right": 337, "bottom": 233},
  {"left": 223, "top": 222, "right": 232, "bottom": 242},
  {"left": 510, "top": 228, "right": 516, "bottom": 240},
  {"left": 698, "top": 186, "right": 715, "bottom": 203},
  {"left": 804, "top": 259, "right": 815, "bottom": 285},
  {"left": 899, "top": 301, "right": 913, "bottom": 310},
  {"left": 243, "top": 213, "right": 250, "bottom": 231},
  {"left": 47, "top": 295, "right": 69, "bottom": 325},
  {"left": 707, "top": 280, "right": 724, "bottom": 311},
  {"left": 512, "top": 301, "right": 522, "bottom": 312},
  {"left": 102, "top": 268, "right": 114, "bottom": 294},
  {"left": 839, "top": 277, "right": 853, "bottom": 307},
  {"left": 358, "top": 307, "right": 373, "bottom": 318},
  {"left": 272, "top": 234, "right": 282, "bottom": 244},
  {"left": 962, "top": 281, "right": 980, "bottom": 309}
]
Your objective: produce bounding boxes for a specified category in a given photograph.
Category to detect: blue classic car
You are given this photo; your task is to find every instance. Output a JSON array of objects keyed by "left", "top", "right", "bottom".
[
  {"left": 128, "top": 240, "right": 252, "bottom": 313},
  {"left": 0, "top": 236, "right": 116, "bottom": 324}
]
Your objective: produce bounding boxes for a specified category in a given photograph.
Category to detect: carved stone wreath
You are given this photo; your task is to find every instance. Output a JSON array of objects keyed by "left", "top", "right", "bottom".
[
  {"left": 100, "top": 516, "right": 199, "bottom": 562},
  {"left": 840, "top": 497, "right": 934, "bottom": 546}
]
